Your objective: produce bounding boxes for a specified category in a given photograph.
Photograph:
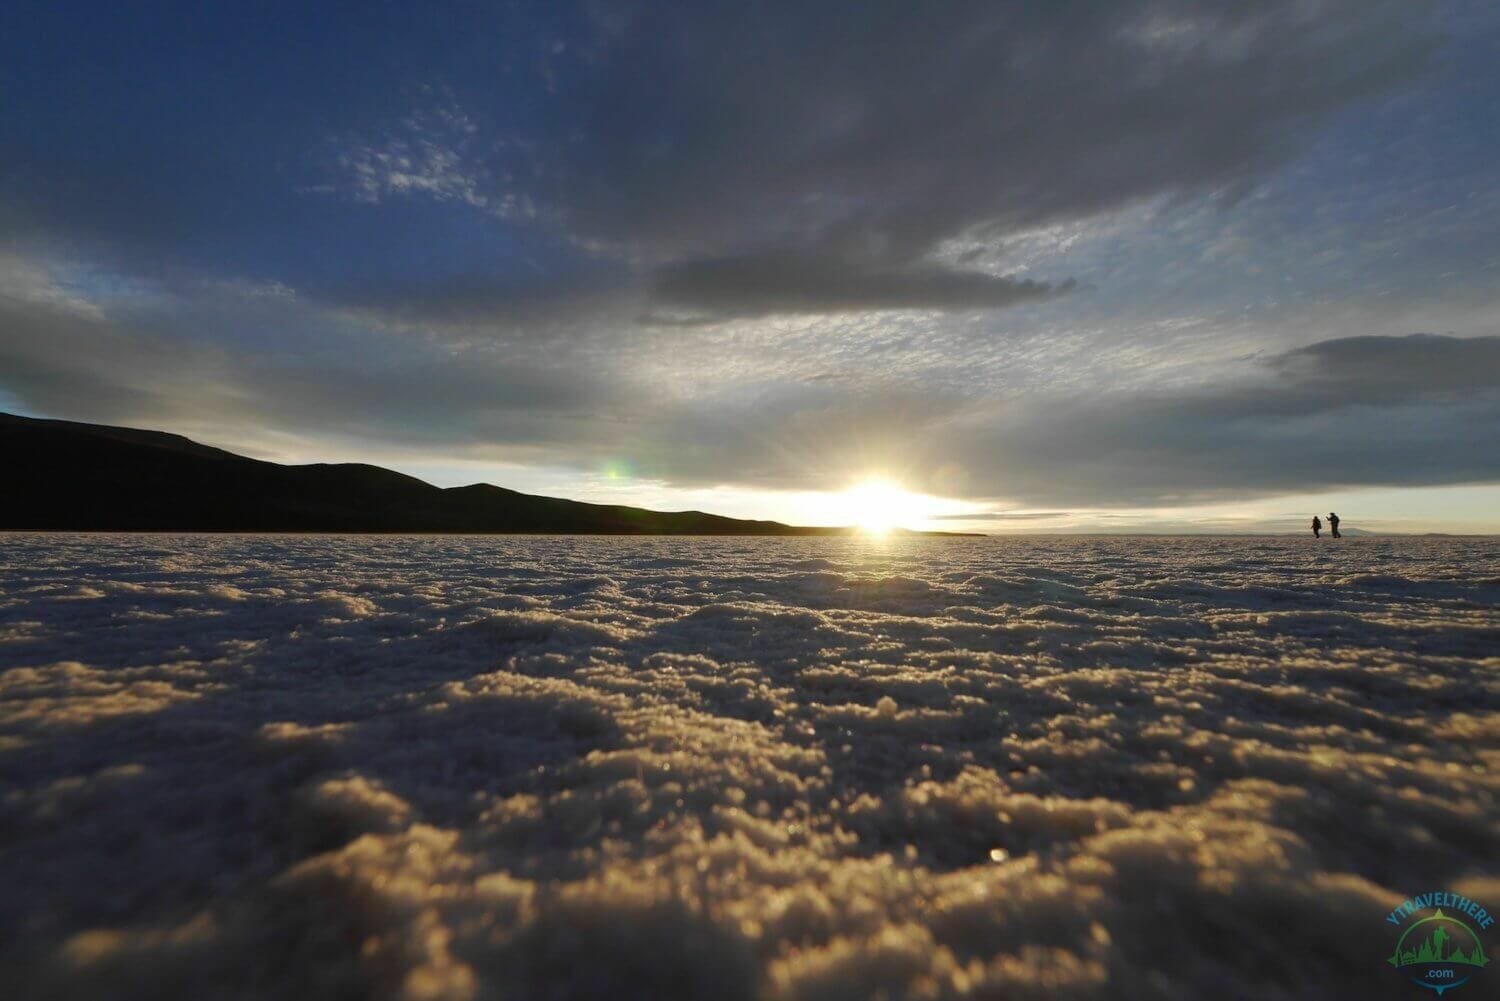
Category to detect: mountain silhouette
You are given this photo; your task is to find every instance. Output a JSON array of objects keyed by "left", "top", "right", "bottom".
[{"left": 1, "top": 413, "right": 927, "bottom": 535}]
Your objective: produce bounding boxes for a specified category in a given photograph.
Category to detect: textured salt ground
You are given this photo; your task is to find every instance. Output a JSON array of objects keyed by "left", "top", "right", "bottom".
[{"left": 1, "top": 534, "right": 1497, "bottom": 1001}]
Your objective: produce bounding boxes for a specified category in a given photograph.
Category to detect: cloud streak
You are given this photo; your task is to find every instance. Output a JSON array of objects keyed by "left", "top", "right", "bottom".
[{"left": 648, "top": 255, "right": 1074, "bottom": 318}]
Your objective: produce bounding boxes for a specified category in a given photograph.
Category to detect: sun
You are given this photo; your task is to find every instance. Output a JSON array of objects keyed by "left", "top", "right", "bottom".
[{"left": 844, "top": 477, "right": 918, "bottom": 535}]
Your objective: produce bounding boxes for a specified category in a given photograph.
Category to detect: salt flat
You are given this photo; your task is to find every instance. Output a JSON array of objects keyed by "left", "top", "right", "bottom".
[{"left": 2, "top": 533, "right": 1497, "bottom": 1000}]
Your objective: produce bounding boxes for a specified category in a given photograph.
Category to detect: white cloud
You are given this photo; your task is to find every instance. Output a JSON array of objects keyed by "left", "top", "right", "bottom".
[{"left": 325, "top": 100, "right": 536, "bottom": 222}]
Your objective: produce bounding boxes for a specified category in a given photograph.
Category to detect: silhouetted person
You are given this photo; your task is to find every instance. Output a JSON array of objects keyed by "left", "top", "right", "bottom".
[
  {"left": 1328, "top": 512, "right": 1341, "bottom": 538},
  {"left": 1312, "top": 515, "right": 1322, "bottom": 538}
]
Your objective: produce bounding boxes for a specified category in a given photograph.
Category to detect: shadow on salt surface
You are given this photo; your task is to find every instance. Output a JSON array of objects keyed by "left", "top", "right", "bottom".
[
  {"left": 0, "top": 674, "right": 625, "bottom": 961},
  {"left": 961, "top": 574, "right": 1092, "bottom": 604},
  {"left": 0, "top": 604, "right": 647, "bottom": 930},
  {"left": 1252, "top": 610, "right": 1500, "bottom": 659},
  {"left": 1337, "top": 571, "right": 1500, "bottom": 604}
]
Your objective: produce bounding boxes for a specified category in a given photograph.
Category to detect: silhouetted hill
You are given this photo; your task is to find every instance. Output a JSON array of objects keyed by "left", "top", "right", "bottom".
[{"left": 0, "top": 412, "right": 893, "bottom": 535}]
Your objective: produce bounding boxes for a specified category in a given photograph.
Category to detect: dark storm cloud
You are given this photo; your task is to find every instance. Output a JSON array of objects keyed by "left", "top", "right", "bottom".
[
  {"left": 1265, "top": 333, "right": 1500, "bottom": 400},
  {"left": 530, "top": 0, "right": 1435, "bottom": 254},
  {"left": 504, "top": 0, "right": 1435, "bottom": 314}
]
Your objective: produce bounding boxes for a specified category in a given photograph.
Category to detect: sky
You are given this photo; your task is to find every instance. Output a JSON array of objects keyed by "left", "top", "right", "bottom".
[{"left": 3, "top": 0, "right": 1499, "bottom": 534}]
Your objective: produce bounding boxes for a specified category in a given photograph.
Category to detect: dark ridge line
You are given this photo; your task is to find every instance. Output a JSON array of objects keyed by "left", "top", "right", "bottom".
[{"left": 0, "top": 412, "right": 978, "bottom": 536}]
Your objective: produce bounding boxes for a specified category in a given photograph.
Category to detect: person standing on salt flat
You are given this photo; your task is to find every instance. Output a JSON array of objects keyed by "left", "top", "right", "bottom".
[
  {"left": 1312, "top": 515, "right": 1322, "bottom": 538},
  {"left": 1329, "top": 512, "right": 1341, "bottom": 538}
]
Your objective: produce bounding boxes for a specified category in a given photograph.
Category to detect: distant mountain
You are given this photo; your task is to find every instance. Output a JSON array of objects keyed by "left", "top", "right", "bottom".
[{"left": 0, "top": 413, "right": 895, "bottom": 535}]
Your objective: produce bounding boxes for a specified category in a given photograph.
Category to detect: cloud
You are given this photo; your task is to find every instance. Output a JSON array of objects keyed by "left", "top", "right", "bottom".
[
  {"left": 535, "top": 2, "right": 1432, "bottom": 252},
  {"left": 287, "top": 0, "right": 1437, "bottom": 320},
  {"left": 558, "top": 333, "right": 1500, "bottom": 505},
  {"left": 0, "top": 0, "right": 1447, "bottom": 331},
  {"left": 647, "top": 254, "right": 1073, "bottom": 318},
  {"left": 320, "top": 99, "right": 540, "bottom": 224},
  {"left": 1266, "top": 333, "right": 1500, "bottom": 401},
  {"left": 326, "top": 271, "right": 632, "bottom": 330},
  {"left": 498, "top": 0, "right": 1435, "bottom": 315},
  {"left": 0, "top": 270, "right": 640, "bottom": 459},
  {"left": 935, "top": 333, "right": 1500, "bottom": 505},
  {"left": 5, "top": 2, "right": 1493, "bottom": 513},
  {"left": 7, "top": 261, "right": 1498, "bottom": 509},
  {"left": 931, "top": 511, "right": 1071, "bottom": 522}
]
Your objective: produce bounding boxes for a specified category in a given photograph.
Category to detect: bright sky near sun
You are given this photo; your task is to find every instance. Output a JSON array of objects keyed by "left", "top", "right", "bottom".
[{"left": 3, "top": 2, "right": 1500, "bottom": 533}]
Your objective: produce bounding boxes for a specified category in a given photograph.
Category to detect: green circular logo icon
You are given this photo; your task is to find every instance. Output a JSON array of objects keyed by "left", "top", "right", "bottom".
[{"left": 1388, "top": 908, "right": 1490, "bottom": 996}]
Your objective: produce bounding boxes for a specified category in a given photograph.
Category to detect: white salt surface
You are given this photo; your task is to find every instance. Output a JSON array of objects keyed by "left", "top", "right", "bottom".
[{"left": 2, "top": 533, "right": 1497, "bottom": 1000}]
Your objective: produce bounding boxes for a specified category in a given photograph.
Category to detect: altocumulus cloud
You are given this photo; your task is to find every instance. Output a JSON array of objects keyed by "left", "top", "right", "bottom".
[{"left": 647, "top": 255, "right": 1075, "bottom": 321}]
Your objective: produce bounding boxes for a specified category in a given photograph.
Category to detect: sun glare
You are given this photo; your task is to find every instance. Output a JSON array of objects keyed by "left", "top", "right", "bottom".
[{"left": 845, "top": 478, "right": 920, "bottom": 535}]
